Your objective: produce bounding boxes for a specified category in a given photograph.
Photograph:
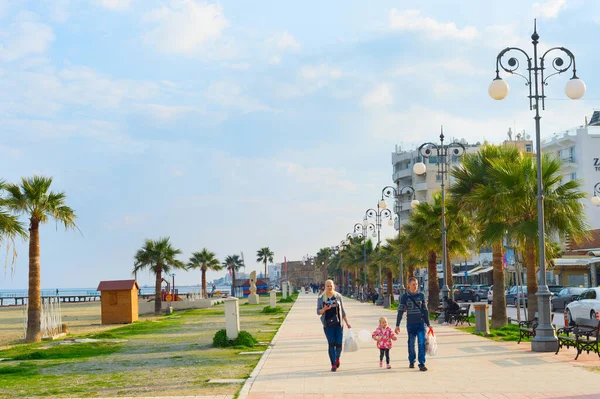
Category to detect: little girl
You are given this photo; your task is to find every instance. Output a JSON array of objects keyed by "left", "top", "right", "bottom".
[{"left": 372, "top": 316, "right": 397, "bottom": 369}]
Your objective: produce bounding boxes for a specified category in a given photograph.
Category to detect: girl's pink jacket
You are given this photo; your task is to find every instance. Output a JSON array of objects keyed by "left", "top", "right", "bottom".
[{"left": 372, "top": 326, "right": 397, "bottom": 349}]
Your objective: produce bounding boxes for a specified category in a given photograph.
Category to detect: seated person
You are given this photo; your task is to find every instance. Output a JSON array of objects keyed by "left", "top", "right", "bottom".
[{"left": 443, "top": 296, "right": 460, "bottom": 324}]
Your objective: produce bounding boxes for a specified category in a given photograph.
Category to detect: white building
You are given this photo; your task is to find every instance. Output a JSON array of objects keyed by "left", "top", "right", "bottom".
[
  {"left": 268, "top": 264, "right": 282, "bottom": 281},
  {"left": 541, "top": 110, "right": 600, "bottom": 230},
  {"left": 391, "top": 139, "right": 482, "bottom": 224}
]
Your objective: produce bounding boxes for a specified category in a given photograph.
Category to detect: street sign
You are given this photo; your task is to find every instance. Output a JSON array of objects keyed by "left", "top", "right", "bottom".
[{"left": 464, "top": 271, "right": 468, "bottom": 277}]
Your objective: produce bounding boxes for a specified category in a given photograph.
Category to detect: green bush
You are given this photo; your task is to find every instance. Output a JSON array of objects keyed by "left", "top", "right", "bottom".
[
  {"left": 212, "top": 329, "right": 258, "bottom": 348},
  {"left": 261, "top": 305, "right": 283, "bottom": 314},
  {"left": 278, "top": 297, "right": 295, "bottom": 303}
]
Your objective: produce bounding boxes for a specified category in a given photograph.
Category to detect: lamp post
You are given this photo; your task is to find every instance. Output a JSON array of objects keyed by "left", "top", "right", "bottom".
[
  {"left": 366, "top": 202, "right": 393, "bottom": 305},
  {"left": 413, "top": 128, "right": 466, "bottom": 302},
  {"left": 489, "top": 20, "right": 585, "bottom": 352},
  {"left": 381, "top": 185, "right": 419, "bottom": 296},
  {"left": 354, "top": 220, "right": 375, "bottom": 301},
  {"left": 591, "top": 183, "right": 600, "bottom": 206}
]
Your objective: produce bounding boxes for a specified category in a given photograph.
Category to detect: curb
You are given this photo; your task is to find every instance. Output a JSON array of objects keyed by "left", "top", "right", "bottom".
[{"left": 237, "top": 297, "right": 297, "bottom": 399}]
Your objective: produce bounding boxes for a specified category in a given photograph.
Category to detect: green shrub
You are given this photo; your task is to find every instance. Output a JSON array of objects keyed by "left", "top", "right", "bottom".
[
  {"left": 212, "top": 329, "right": 258, "bottom": 348},
  {"left": 278, "top": 297, "right": 295, "bottom": 303},
  {"left": 261, "top": 306, "right": 283, "bottom": 314}
]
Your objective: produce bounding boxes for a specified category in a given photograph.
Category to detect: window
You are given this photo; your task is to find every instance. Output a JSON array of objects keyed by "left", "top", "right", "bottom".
[
  {"left": 436, "top": 174, "right": 442, "bottom": 182},
  {"left": 525, "top": 144, "right": 533, "bottom": 153},
  {"left": 451, "top": 155, "right": 459, "bottom": 163},
  {"left": 429, "top": 156, "right": 438, "bottom": 164},
  {"left": 558, "top": 288, "right": 567, "bottom": 297},
  {"left": 590, "top": 290, "right": 597, "bottom": 299},
  {"left": 570, "top": 172, "right": 577, "bottom": 181}
]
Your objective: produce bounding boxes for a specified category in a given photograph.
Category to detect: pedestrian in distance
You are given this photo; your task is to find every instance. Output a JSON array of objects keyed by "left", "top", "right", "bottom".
[
  {"left": 443, "top": 296, "right": 460, "bottom": 325},
  {"left": 372, "top": 316, "right": 397, "bottom": 369},
  {"left": 316, "top": 279, "right": 351, "bottom": 372},
  {"left": 395, "top": 276, "right": 432, "bottom": 371}
]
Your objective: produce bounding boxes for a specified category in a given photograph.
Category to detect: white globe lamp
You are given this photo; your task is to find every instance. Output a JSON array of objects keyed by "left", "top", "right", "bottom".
[
  {"left": 565, "top": 78, "right": 586, "bottom": 100},
  {"left": 410, "top": 199, "right": 420, "bottom": 208},
  {"left": 591, "top": 196, "right": 600, "bottom": 206},
  {"left": 413, "top": 162, "right": 426, "bottom": 176},
  {"left": 489, "top": 78, "right": 509, "bottom": 100}
]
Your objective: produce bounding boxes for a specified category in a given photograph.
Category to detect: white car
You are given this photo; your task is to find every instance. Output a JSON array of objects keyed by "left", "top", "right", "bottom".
[
  {"left": 487, "top": 287, "right": 493, "bottom": 304},
  {"left": 565, "top": 287, "right": 600, "bottom": 325}
]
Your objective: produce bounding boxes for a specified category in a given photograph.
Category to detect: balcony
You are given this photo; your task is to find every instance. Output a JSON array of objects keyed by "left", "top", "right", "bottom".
[{"left": 392, "top": 167, "right": 413, "bottom": 182}]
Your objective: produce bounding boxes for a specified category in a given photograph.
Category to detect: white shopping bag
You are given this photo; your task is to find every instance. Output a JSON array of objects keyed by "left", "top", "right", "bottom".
[
  {"left": 358, "top": 329, "right": 372, "bottom": 343},
  {"left": 426, "top": 328, "right": 438, "bottom": 356},
  {"left": 344, "top": 329, "right": 360, "bottom": 352}
]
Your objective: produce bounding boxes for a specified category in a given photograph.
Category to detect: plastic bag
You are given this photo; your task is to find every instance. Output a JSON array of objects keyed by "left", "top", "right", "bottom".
[
  {"left": 426, "top": 328, "right": 438, "bottom": 356},
  {"left": 358, "top": 329, "right": 372, "bottom": 343},
  {"left": 344, "top": 329, "right": 360, "bottom": 352}
]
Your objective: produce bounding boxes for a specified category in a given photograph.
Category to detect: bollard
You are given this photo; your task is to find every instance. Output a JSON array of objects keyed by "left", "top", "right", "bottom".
[
  {"left": 224, "top": 297, "right": 240, "bottom": 340},
  {"left": 288, "top": 283, "right": 293, "bottom": 297},
  {"left": 474, "top": 304, "right": 490, "bottom": 335},
  {"left": 270, "top": 290, "right": 277, "bottom": 308},
  {"left": 282, "top": 282, "right": 288, "bottom": 299}
]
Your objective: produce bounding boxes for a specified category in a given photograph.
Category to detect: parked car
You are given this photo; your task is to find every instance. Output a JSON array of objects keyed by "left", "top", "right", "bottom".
[
  {"left": 565, "top": 287, "right": 600, "bottom": 325},
  {"left": 455, "top": 287, "right": 477, "bottom": 302},
  {"left": 471, "top": 284, "right": 491, "bottom": 302},
  {"left": 548, "top": 285, "right": 564, "bottom": 296},
  {"left": 487, "top": 286, "right": 493, "bottom": 304},
  {"left": 452, "top": 284, "right": 472, "bottom": 297},
  {"left": 506, "top": 286, "right": 528, "bottom": 307},
  {"left": 551, "top": 287, "right": 586, "bottom": 312}
]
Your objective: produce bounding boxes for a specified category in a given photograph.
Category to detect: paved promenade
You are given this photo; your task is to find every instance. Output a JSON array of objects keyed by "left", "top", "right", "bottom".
[{"left": 240, "top": 292, "right": 600, "bottom": 399}]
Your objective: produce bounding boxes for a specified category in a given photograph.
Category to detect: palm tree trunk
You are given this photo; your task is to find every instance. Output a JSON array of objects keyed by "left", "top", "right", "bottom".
[
  {"left": 491, "top": 241, "right": 507, "bottom": 329},
  {"left": 407, "top": 263, "right": 415, "bottom": 279},
  {"left": 26, "top": 220, "right": 41, "bottom": 343},
  {"left": 202, "top": 267, "right": 207, "bottom": 299},
  {"left": 155, "top": 266, "right": 162, "bottom": 315},
  {"left": 386, "top": 270, "right": 394, "bottom": 304},
  {"left": 525, "top": 238, "right": 538, "bottom": 317},
  {"left": 427, "top": 250, "right": 439, "bottom": 311},
  {"left": 231, "top": 268, "right": 236, "bottom": 297},
  {"left": 446, "top": 247, "right": 454, "bottom": 296},
  {"left": 264, "top": 261, "right": 267, "bottom": 280}
]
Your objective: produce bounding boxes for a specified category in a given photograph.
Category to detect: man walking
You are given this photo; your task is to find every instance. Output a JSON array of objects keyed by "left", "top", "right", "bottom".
[{"left": 395, "top": 276, "right": 432, "bottom": 371}]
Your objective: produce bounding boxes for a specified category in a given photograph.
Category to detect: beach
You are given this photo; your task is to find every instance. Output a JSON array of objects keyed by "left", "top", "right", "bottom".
[{"left": 0, "top": 301, "right": 157, "bottom": 348}]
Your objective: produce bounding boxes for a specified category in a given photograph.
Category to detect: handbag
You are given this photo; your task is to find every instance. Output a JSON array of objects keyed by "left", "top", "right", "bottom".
[{"left": 407, "top": 295, "right": 428, "bottom": 322}]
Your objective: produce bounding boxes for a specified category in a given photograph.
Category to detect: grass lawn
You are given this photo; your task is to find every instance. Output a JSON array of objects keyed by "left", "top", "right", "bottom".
[
  {"left": 0, "top": 293, "right": 297, "bottom": 398},
  {"left": 455, "top": 315, "right": 524, "bottom": 342}
]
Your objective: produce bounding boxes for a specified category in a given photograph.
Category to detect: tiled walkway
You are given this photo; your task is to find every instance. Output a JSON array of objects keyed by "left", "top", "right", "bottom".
[{"left": 240, "top": 292, "right": 600, "bottom": 399}]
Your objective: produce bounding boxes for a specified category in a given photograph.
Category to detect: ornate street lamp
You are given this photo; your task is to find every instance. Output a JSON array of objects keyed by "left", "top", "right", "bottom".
[
  {"left": 354, "top": 219, "right": 375, "bottom": 301},
  {"left": 489, "top": 20, "right": 585, "bottom": 352},
  {"left": 366, "top": 203, "right": 393, "bottom": 305},
  {"left": 591, "top": 183, "right": 600, "bottom": 206},
  {"left": 381, "top": 185, "right": 419, "bottom": 296},
  {"left": 413, "top": 128, "right": 466, "bottom": 302}
]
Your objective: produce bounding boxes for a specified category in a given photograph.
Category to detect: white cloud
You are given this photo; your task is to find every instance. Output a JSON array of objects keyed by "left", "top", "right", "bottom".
[
  {"left": 389, "top": 9, "right": 479, "bottom": 41},
  {"left": 205, "top": 81, "right": 273, "bottom": 114},
  {"left": 269, "top": 55, "right": 281, "bottom": 65},
  {"left": 268, "top": 31, "right": 300, "bottom": 50},
  {"left": 275, "top": 161, "right": 357, "bottom": 192},
  {"left": 142, "top": 0, "right": 228, "bottom": 55},
  {"left": 362, "top": 83, "right": 393, "bottom": 107},
  {"left": 138, "top": 104, "right": 196, "bottom": 121},
  {"left": 0, "top": 12, "right": 55, "bottom": 62},
  {"left": 0, "top": 145, "right": 23, "bottom": 160},
  {"left": 44, "top": 0, "right": 71, "bottom": 22},
  {"left": 532, "top": 0, "right": 566, "bottom": 19},
  {"left": 92, "top": 0, "right": 133, "bottom": 11},
  {"left": 394, "top": 59, "right": 488, "bottom": 77},
  {"left": 300, "top": 64, "right": 341, "bottom": 80}
]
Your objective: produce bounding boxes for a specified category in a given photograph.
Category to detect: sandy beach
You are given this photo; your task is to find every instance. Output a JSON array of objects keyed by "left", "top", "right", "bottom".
[{"left": 0, "top": 301, "right": 156, "bottom": 348}]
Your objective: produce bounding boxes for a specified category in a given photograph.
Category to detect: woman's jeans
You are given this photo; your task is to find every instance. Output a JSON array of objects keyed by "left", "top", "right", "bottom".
[
  {"left": 407, "top": 323, "right": 426, "bottom": 365},
  {"left": 324, "top": 324, "right": 343, "bottom": 365}
]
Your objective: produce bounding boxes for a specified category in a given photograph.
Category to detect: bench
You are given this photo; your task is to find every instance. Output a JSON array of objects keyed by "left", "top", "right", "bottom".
[
  {"left": 430, "top": 305, "right": 445, "bottom": 320},
  {"left": 517, "top": 313, "right": 556, "bottom": 344},
  {"left": 556, "top": 318, "right": 600, "bottom": 360},
  {"left": 455, "top": 304, "right": 471, "bottom": 326}
]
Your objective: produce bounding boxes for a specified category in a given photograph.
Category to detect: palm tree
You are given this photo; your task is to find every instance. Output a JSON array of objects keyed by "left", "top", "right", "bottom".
[
  {"left": 134, "top": 237, "right": 185, "bottom": 314},
  {"left": 0, "top": 180, "right": 27, "bottom": 274},
  {"left": 223, "top": 254, "right": 244, "bottom": 297},
  {"left": 3, "top": 176, "right": 77, "bottom": 342},
  {"left": 485, "top": 152, "right": 589, "bottom": 315},
  {"left": 256, "top": 247, "right": 274, "bottom": 280},
  {"left": 188, "top": 249, "right": 222, "bottom": 299},
  {"left": 451, "top": 144, "right": 521, "bottom": 328}
]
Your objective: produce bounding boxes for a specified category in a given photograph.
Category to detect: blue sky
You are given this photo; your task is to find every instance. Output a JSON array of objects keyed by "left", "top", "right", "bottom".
[{"left": 1, "top": 0, "right": 599, "bottom": 289}]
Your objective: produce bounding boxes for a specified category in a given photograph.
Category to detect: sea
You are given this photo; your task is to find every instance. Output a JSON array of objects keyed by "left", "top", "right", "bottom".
[{"left": 0, "top": 284, "right": 232, "bottom": 301}]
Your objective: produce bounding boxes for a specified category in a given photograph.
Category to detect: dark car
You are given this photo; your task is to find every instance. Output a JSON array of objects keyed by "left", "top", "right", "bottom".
[
  {"left": 506, "top": 286, "right": 528, "bottom": 306},
  {"left": 455, "top": 287, "right": 477, "bottom": 302},
  {"left": 452, "top": 284, "right": 472, "bottom": 297},
  {"left": 471, "top": 284, "right": 491, "bottom": 302},
  {"left": 551, "top": 287, "right": 585, "bottom": 312}
]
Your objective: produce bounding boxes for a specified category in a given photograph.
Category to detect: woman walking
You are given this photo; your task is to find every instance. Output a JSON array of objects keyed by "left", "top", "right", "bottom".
[{"left": 316, "top": 279, "right": 351, "bottom": 372}]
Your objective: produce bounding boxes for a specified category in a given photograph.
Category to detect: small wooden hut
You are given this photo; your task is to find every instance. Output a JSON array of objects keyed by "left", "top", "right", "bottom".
[{"left": 97, "top": 279, "right": 140, "bottom": 324}]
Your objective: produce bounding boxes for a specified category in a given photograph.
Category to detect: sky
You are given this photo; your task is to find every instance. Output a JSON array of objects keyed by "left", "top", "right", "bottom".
[{"left": 1, "top": 0, "right": 599, "bottom": 290}]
